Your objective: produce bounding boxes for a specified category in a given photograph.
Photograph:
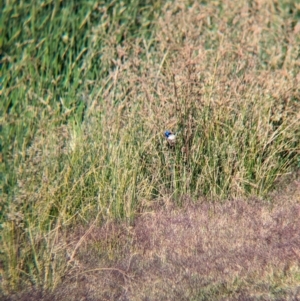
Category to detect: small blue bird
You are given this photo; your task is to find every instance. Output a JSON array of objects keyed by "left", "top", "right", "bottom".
[{"left": 164, "top": 130, "right": 176, "bottom": 145}]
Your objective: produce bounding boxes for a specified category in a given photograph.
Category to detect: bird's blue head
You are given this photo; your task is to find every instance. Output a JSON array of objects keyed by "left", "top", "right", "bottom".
[{"left": 164, "top": 131, "right": 172, "bottom": 138}]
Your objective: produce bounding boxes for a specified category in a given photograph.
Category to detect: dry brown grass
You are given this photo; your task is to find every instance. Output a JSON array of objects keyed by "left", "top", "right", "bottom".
[{"left": 5, "top": 175, "right": 300, "bottom": 301}]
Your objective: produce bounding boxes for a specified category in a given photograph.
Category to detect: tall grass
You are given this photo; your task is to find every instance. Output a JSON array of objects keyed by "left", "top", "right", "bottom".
[
  {"left": 1, "top": 0, "right": 162, "bottom": 293},
  {"left": 1, "top": 0, "right": 300, "bottom": 296}
]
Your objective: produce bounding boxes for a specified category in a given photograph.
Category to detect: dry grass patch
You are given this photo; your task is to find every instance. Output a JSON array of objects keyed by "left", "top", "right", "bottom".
[{"left": 6, "top": 177, "right": 299, "bottom": 301}]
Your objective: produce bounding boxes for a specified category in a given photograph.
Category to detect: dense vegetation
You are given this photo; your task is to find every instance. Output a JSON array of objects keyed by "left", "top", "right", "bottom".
[{"left": 1, "top": 0, "right": 300, "bottom": 299}]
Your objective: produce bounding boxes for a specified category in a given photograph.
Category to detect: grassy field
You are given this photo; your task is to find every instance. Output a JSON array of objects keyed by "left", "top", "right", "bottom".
[{"left": 1, "top": 0, "right": 300, "bottom": 299}]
